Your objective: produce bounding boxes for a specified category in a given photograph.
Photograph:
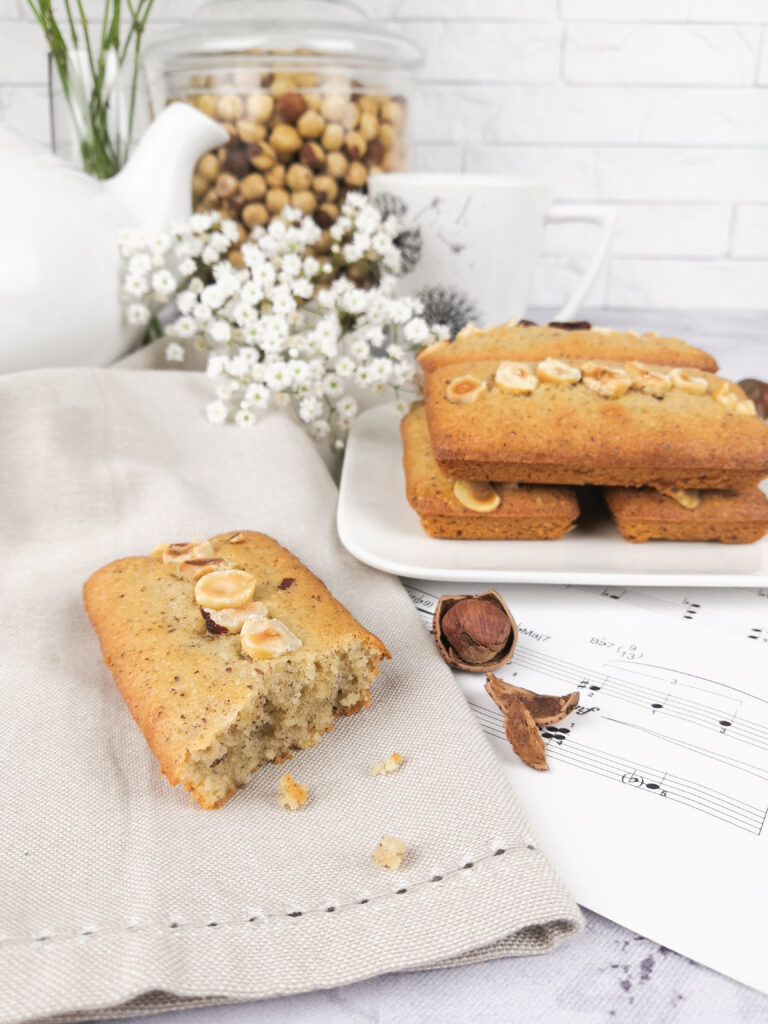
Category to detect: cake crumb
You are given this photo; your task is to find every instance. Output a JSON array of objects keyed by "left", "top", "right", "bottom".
[
  {"left": 372, "top": 836, "right": 406, "bottom": 870},
  {"left": 278, "top": 773, "right": 308, "bottom": 810},
  {"left": 372, "top": 752, "right": 405, "bottom": 776}
]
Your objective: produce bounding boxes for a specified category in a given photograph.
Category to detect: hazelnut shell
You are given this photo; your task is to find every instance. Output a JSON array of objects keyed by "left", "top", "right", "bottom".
[{"left": 434, "top": 591, "right": 517, "bottom": 672}]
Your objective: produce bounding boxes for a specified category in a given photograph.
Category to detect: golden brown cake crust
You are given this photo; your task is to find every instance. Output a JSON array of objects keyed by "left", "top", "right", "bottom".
[
  {"left": 401, "top": 403, "right": 579, "bottom": 539},
  {"left": 418, "top": 323, "right": 718, "bottom": 373},
  {"left": 423, "top": 360, "right": 768, "bottom": 490},
  {"left": 83, "top": 532, "right": 389, "bottom": 807},
  {"left": 604, "top": 487, "right": 768, "bottom": 543}
]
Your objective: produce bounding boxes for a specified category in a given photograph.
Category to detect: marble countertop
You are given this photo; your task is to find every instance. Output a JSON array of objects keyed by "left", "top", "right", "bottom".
[{"left": 122, "top": 310, "right": 768, "bottom": 1024}]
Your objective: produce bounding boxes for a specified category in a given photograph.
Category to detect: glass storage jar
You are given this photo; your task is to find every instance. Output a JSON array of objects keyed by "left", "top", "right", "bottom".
[{"left": 145, "top": 0, "right": 421, "bottom": 239}]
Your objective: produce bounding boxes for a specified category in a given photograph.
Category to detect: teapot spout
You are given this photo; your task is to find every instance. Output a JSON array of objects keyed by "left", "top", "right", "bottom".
[{"left": 106, "top": 102, "right": 228, "bottom": 231}]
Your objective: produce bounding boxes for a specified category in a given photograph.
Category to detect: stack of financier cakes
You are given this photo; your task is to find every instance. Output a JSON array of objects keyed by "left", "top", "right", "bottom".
[{"left": 402, "top": 320, "right": 768, "bottom": 544}]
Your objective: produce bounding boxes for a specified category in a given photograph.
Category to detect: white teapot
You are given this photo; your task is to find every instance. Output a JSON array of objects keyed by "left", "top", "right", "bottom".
[{"left": 0, "top": 103, "right": 227, "bottom": 373}]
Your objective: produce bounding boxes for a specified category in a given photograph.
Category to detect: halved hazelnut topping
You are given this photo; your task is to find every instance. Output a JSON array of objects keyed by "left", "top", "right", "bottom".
[
  {"left": 536, "top": 357, "right": 581, "bottom": 385},
  {"left": 194, "top": 569, "right": 256, "bottom": 610},
  {"left": 174, "top": 557, "right": 229, "bottom": 581},
  {"left": 627, "top": 361, "right": 671, "bottom": 397},
  {"left": 669, "top": 367, "right": 709, "bottom": 396},
  {"left": 661, "top": 488, "right": 701, "bottom": 510},
  {"left": 712, "top": 380, "right": 740, "bottom": 410},
  {"left": 735, "top": 399, "right": 758, "bottom": 416},
  {"left": 201, "top": 600, "right": 268, "bottom": 635},
  {"left": 455, "top": 322, "right": 482, "bottom": 340},
  {"left": 227, "top": 532, "right": 246, "bottom": 544},
  {"left": 446, "top": 375, "right": 486, "bottom": 404},
  {"left": 581, "top": 362, "right": 631, "bottom": 399},
  {"left": 241, "top": 614, "right": 302, "bottom": 659},
  {"left": 494, "top": 361, "right": 538, "bottom": 395},
  {"left": 163, "top": 539, "right": 215, "bottom": 563},
  {"left": 453, "top": 480, "right": 501, "bottom": 513}
]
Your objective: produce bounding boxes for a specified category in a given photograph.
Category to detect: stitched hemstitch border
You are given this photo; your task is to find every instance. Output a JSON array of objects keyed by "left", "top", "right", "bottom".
[{"left": 3, "top": 840, "right": 539, "bottom": 951}]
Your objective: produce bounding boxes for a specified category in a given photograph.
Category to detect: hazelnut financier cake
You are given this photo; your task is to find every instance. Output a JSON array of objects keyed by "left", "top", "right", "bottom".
[
  {"left": 402, "top": 403, "right": 579, "bottom": 540},
  {"left": 83, "top": 531, "right": 389, "bottom": 809},
  {"left": 604, "top": 486, "right": 768, "bottom": 544},
  {"left": 423, "top": 358, "right": 768, "bottom": 490},
  {"left": 418, "top": 321, "right": 718, "bottom": 374}
]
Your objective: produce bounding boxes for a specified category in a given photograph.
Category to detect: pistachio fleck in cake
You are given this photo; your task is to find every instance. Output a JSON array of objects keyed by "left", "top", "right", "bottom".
[{"left": 83, "top": 532, "right": 389, "bottom": 809}]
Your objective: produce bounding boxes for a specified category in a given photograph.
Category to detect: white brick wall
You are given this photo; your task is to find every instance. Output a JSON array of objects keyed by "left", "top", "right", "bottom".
[{"left": 1, "top": 0, "right": 767, "bottom": 310}]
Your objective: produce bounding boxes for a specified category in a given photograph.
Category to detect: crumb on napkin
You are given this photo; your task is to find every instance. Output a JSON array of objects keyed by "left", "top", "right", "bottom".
[
  {"left": 371, "top": 836, "right": 406, "bottom": 870},
  {"left": 278, "top": 773, "right": 308, "bottom": 810},
  {"left": 371, "top": 752, "right": 405, "bottom": 776}
]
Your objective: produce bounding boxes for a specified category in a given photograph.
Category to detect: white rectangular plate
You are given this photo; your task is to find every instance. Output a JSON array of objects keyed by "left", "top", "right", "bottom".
[{"left": 337, "top": 403, "right": 768, "bottom": 586}]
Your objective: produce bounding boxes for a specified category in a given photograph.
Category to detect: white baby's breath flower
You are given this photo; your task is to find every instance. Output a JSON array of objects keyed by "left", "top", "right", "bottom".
[
  {"left": 201, "top": 245, "right": 220, "bottom": 266},
  {"left": 165, "top": 341, "right": 185, "bottom": 363},
  {"left": 335, "top": 356, "right": 355, "bottom": 378},
  {"left": 270, "top": 287, "right": 296, "bottom": 316},
  {"left": 221, "top": 219, "right": 241, "bottom": 244},
  {"left": 123, "top": 274, "right": 149, "bottom": 298},
  {"left": 189, "top": 276, "right": 204, "bottom": 294},
  {"left": 151, "top": 269, "right": 176, "bottom": 297},
  {"left": 368, "top": 357, "right": 392, "bottom": 383},
  {"left": 128, "top": 253, "right": 151, "bottom": 276},
  {"left": 244, "top": 382, "right": 270, "bottom": 409},
  {"left": 344, "top": 192, "right": 368, "bottom": 212},
  {"left": 335, "top": 395, "right": 358, "bottom": 418},
  {"left": 303, "top": 256, "right": 320, "bottom": 278},
  {"left": 242, "top": 323, "right": 261, "bottom": 346},
  {"left": 206, "top": 399, "right": 229, "bottom": 425},
  {"left": 272, "top": 391, "right": 291, "bottom": 408},
  {"left": 342, "top": 241, "right": 365, "bottom": 264},
  {"left": 240, "top": 280, "right": 264, "bottom": 305},
  {"left": 403, "top": 316, "right": 430, "bottom": 345},
  {"left": 208, "top": 319, "right": 232, "bottom": 344},
  {"left": 173, "top": 316, "right": 197, "bottom": 340},
  {"left": 190, "top": 212, "right": 216, "bottom": 233},
  {"left": 341, "top": 289, "right": 369, "bottom": 316},
  {"left": 291, "top": 277, "right": 314, "bottom": 300},
  {"left": 209, "top": 231, "right": 232, "bottom": 255},
  {"left": 175, "top": 290, "right": 196, "bottom": 315},
  {"left": 148, "top": 232, "right": 171, "bottom": 255},
  {"left": 178, "top": 257, "right": 197, "bottom": 278},
  {"left": 298, "top": 395, "right": 324, "bottom": 423},
  {"left": 349, "top": 339, "right": 370, "bottom": 362},
  {"left": 235, "top": 408, "right": 257, "bottom": 427},
  {"left": 264, "top": 362, "right": 291, "bottom": 391},
  {"left": 206, "top": 354, "right": 228, "bottom": 378},
  {"left": 201, "top": 284, "right": 226, "bottom": 309},
  {"left": 287, "top": 359, "right": 310, "bottom": 385},
  {"left": 321, "top": 373, "right": 343, "bottom": 397},
  {"left": 268, "top": 219, "right": 287, "bottom": 241},
  {"left": 386, "top": 342, "right": 405, "bottom": 360},
  {"left": 308, "top": 419, "right": 331, "bottom": 440},
  {"left": 126, "top": 302, "right": 150, "bottom": 326}
]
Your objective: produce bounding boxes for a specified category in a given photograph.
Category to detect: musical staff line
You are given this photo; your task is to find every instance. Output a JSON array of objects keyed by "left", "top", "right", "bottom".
[
  {"left": 469, "top": 701, "right": 767, "bottom": 836},
  {"left": 571, "top": 585, "right": 768, "bottom": 644},
  {"left": 509, "top": 646, "right": 768, "bottom": 754}
]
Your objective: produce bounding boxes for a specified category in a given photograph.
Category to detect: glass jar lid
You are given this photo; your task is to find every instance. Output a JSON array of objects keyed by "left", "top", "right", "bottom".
[{"left": 146, "top": 0, "right": 423, "bottom": 72}]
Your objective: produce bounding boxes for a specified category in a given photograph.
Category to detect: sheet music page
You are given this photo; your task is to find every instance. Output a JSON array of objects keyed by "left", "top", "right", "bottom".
[{"left": 403, "top": 579, "right": 768, "bottom": 994}]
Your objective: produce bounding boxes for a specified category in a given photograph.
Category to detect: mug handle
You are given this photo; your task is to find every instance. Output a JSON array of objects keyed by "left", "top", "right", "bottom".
[{"left": 545, "top": 204, "right": 617, "bottom": 322}]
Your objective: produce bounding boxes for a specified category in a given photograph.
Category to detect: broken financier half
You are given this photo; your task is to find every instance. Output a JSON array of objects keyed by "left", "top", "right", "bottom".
[
  {"left": 83, "top": 531, "right": 389, "bottom": 809},
  {"left": 484, "top": 673, "right": 579, "bottom": 771}
]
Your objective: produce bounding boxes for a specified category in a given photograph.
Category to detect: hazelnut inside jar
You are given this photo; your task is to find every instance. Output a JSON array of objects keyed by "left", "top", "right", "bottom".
[{"left": 145, "top": 0, "right": 421, "bottom": 241}]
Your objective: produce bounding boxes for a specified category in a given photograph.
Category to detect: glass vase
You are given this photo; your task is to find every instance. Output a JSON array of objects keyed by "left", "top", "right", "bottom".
[{"left": 48, "top": 47, "right": 149, "bottom": 178}]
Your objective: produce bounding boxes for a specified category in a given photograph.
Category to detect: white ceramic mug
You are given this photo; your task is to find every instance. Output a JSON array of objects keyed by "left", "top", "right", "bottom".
[{"left": 368, "top": 173, "right": 615, "bottom": 326}]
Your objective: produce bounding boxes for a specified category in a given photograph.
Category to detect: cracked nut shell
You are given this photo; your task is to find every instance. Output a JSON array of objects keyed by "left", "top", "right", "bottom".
[{"left": 434, "top": 591, "right": 517, "bottom": 671}]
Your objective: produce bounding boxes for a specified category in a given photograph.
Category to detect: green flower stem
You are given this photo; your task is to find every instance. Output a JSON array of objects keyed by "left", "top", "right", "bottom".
[{"left": 26, "top": 0, "right": 156, "bottom": 179}]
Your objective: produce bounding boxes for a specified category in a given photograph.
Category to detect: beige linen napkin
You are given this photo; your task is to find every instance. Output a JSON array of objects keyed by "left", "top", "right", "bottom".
[{"left": 0, "top": 367, "right": 581, "bottom": 1024}]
